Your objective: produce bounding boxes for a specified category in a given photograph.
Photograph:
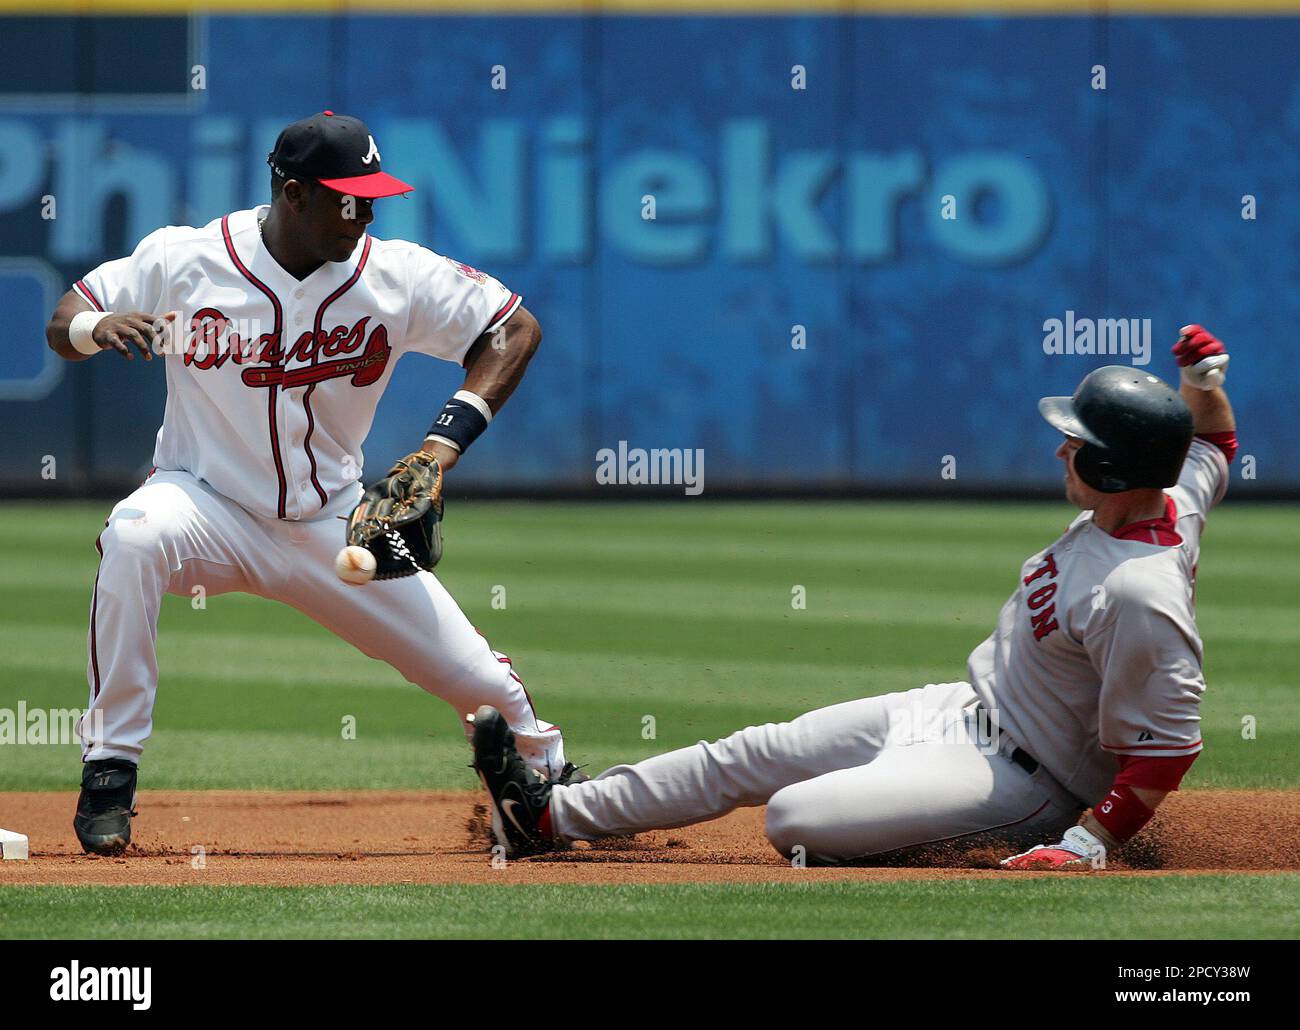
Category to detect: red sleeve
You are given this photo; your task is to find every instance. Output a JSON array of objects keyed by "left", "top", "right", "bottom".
[
  {"left": 1114, "top": 752, "right": 1199, "bottom": 792},
  {"left": 1196, "top": 431, "right": 1238, "bottom": 464}
]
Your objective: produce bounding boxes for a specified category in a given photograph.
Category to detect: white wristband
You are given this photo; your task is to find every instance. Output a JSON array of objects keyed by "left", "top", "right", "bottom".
[
  {"left": 1180, "top": 354, "right": 1229, "bottom": 391},
  {"left": 423, "top": 434, "right": 462, "bottom": 453},
  {"left": 69, "top": 310, "right": 110, "bottom": 356},
  {"left": 452, "top": 389, "right": 493, "bottom": 423}
]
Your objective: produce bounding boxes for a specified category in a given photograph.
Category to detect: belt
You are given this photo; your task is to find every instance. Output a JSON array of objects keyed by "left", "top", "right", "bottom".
[{"left": 972, "top": 702, "right": 1040, "bottom": 776}]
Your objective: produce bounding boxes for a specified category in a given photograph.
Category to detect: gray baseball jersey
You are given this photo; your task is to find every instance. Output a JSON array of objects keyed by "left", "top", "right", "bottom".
[
  {"left": 547, "top": 440, "right": 1230, "bottom": 862},
  {"left": 968, "top": 438, "right": 1229, "bottom": 803}
]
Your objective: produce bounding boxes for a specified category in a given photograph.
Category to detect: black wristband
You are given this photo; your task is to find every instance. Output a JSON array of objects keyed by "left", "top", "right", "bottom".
[{"left": 426, "top": 391, "right": 491, "bottom": 453}]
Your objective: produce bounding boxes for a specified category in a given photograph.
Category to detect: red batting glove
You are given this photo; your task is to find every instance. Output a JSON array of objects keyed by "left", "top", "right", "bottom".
[
  {"left": 1000, "top": 825, "right": 1107, "bottom": 871},
  {"left": 1001, "top": 845, "right": 1087, "bottom": 870},
  {"left": 1172, "top": 324, "right": 1225, "bottom": 367},
  {"left": 1173, "top": 324, "right": 1230, "bottom": 390}
]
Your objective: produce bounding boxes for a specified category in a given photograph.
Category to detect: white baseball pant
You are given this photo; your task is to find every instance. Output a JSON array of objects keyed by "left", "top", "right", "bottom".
[
  {"left": 78, "top": 469, "right": 566, "bottom": 776},
  {"left": 548, "top": 681, "right": 1080, "bottom": 864}
]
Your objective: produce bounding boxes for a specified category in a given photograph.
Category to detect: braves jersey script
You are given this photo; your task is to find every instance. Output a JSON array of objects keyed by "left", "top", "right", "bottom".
[
  {"left": 73, "top": 205, "right": 522, "bottom": 521},
  {"left": 969, "top": 438, "right": 1230, "bottom": 804}
]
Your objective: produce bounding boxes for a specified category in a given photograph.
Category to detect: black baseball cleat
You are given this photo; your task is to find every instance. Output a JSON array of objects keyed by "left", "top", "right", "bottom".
[
  {"left": 73, "top": 759, "right": 137, "bottom": 855},
  {"left": 469, "top": 705, "right": 554, "bottom": 857}
]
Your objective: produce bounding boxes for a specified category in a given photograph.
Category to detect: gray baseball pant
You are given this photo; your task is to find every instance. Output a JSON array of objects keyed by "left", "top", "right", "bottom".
[{"left": 547, "top": 681, "right": 1081, "bottom": 864}]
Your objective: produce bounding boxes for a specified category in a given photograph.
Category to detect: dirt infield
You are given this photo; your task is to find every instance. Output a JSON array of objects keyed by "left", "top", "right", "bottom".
[{"left": 2, "top": 790, "right": 1297, "bottom": 886}]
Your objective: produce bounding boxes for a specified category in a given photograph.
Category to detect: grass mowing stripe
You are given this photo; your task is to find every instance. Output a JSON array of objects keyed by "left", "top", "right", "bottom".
[
  {"left": 3, "top": 878, "right": 1297, "bottom": 939},
  {"left": 3, "top": 623, "right": 948, "bottom": 706},
  {"left": 4, "top": 500, "right": 1296, "bottom": 793}
]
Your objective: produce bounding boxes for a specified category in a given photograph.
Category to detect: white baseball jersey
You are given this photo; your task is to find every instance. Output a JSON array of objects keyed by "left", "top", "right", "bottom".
[
  {"left": 73, "top": 208, "right": 566, "bottom": 780},
  {"left": 969, "top": 438, "right": 1230, "bottom": 804},
  {"left": 73, "top": 205, "right": 522, "bottom": 521}
]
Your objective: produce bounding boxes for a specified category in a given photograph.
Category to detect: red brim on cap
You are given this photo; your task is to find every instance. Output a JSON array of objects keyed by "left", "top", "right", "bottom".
[{"left": 317, "top": 171, "right": 415, "bottom": 198}]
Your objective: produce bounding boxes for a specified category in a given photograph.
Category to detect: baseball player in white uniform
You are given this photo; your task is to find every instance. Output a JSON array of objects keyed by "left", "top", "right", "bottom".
[
  {"left": 46, "top": 112, "right": 573, "bottom": 855},
  {"left": 470, "top": 329, "right": 1237, "bottom": 869}
]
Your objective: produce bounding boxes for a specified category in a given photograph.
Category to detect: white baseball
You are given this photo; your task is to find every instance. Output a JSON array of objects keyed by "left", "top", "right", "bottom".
[{"left": 335, "top": 545, "right": 376, "bottom": 585}]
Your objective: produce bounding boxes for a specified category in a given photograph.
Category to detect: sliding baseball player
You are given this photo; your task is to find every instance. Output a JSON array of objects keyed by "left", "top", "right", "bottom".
[
  {"left": 48, "top": 111, "right": 575, "bottom": 855},
  {"left": 471, "top": 329, "right": 1237, "bottom": 868}
]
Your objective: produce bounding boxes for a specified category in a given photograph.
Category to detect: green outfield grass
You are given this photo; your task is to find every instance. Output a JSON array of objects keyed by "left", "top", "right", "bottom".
[
  {"left": 3, "top": 877, "right": 1297, "bottom": 939},
  {"left": 3, "top": 500, "right": 1298, "bottom": 941},
  {"left": 1, "top": 501, "right": 1296, "bottom": 791}
]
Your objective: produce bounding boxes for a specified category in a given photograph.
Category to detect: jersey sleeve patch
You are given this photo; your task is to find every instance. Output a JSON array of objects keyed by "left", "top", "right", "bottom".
[
  {"left": 445, "top": 257, "right": 489, "bottom": 284},
  {"left": 402, "top": 246, "right": 518, "bottom": 364}
]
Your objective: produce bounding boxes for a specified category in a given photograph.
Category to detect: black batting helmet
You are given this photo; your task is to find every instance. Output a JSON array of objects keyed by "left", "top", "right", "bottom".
[{"left": 1038, "top": 366, "right": 1194, "bottom": 494}]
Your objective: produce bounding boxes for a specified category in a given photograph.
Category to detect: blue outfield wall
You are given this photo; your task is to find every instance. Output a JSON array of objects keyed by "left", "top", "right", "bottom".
[{"left": 0, "top": 13, "right": 1296, "bottom": 494}]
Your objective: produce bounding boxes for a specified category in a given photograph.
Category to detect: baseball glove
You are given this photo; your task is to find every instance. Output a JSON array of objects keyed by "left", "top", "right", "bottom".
[{"left": 344, "top": 450, "right": 444, "bottom": 579}]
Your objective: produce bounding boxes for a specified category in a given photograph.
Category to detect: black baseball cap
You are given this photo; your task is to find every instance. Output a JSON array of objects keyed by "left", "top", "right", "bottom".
[{"left": 267, "top": 111, "right": 413, "bottom": 199}]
